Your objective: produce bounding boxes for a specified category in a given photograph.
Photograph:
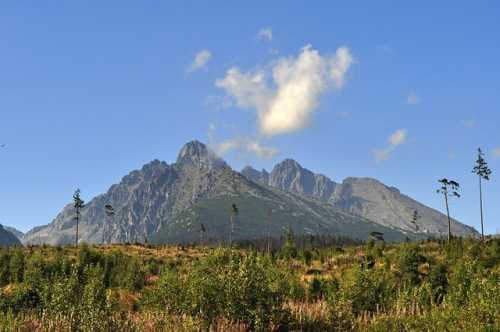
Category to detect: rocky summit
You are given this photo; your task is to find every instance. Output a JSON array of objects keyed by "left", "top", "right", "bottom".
[{"left": 23, "top": 141, "right": 477, "bottom": 245}]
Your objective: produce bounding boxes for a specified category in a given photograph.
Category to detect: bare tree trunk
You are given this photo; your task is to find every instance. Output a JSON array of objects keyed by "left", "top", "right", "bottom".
[
  {"left": 479, "top": 175, "right": 484, "bottom": 241},
  {"left": 266, "top": 210, "right": 271, "bottom": 254},
  {"left": 229, "top": 215, "right": 234, "bottom": 246},
  {"left": 444, "top": 192, "right": 451, "bottom": 241},
  {"left": 75, "top": 208, "right": 79, "bottom": 247}
]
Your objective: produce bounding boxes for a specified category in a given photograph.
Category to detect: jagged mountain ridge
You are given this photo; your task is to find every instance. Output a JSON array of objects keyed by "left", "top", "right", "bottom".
[
  {"left": 0, "top": 224, "right": 22, "bottom": 246},
  {"left": 24, "top": 141, "right": 413, "bottom": 245},
  {"left": 241, "top": 162, "right": 477, "bottom": 237}
]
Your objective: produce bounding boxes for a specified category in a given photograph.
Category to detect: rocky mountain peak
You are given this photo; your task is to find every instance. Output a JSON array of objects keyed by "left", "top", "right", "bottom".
[
  {"left": 176, "top": 140, "right": 226, "bottom": 170},
  {"left": 275, "top": 158, "right": 302, "bottom": 170},
  {"left": 241, "top": 166, "right": 270, "bottom": 185},
  {"left": 269, "top": 159, "right": 336, "bottom": 200}
]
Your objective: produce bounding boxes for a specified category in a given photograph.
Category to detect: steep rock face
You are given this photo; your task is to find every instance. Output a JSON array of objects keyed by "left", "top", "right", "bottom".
[
  {"left": 24, "top": 159, "right": 178, "bottom": 245},
  {"left": 241, "top": 166, "right": 269, "bottom": 185},
  {"left": 24, "top": 141, "right": 234, "bottom": 245},
  {"left": 23, "top": 141, "right": 409, "bottom": 245},
  {"left": 330, "top": 177, "right": 476, "bottom": 237},
  {"left": 0, "top": 225, "right": 22, "bottom": 246},
  {"left": 242, "top": 161, "right": 337, "bottom": 201},
  {"left": 3, "top": 226, "right": 24, "bottom": 242},
  {"left": 244, "top": 160, "right": 477, "bottom": 238},
  {"left": 23, "top": 140, "right": 477, "bottom": 245}
]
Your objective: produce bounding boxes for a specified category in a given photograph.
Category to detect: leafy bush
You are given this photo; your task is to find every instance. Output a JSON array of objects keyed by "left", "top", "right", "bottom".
[{"left": 396, "top": 245, "right": 426, "bottom": 285}]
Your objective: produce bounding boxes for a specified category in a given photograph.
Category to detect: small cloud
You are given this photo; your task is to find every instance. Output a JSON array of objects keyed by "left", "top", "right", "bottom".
[
  {"left": 257, "top": 27, "right": 273, "bottom": 42},
  {"left": 189, "top": 49, "right": 212, "bottom": 72},
  {"left": 207, "top": 124, "right": 278, "bottom": 159},
  {"left": 493, "top": 148, "right": 500, "bottom": 159},
  {"left": 213, "top": 138, "right": 279, "bottom": 159},
  {"left": 389, "top": 129, "right": 408, "bottom": 146},
  {"left": 407, "top": 92, "right": 420, "bottom": 105},
  {"left": 461, "top": 119, "right": 476, "bottom": 128},
  {"left": 373, "top": 129, "right": 408, "bottom": 163}
]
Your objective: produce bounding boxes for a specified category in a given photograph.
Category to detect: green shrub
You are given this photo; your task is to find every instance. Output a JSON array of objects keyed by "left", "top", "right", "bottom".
[
  {"left": 429, "top": 263, "right": 448, "bottom": 303},
  {"left": 336, "top": 268, "right": 395, "bottom": 315},
  {"left": 396, "top": 245, "right": 426, "bottom": 285}
]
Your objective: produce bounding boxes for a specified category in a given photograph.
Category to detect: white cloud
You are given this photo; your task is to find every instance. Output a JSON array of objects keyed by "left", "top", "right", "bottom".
[
  {"left": 407, "top": 92, "right": 420, "bottom": 105},
  {"left": 216, "top": 45, "right": 354, "bottom": 137},
  {"left": 373, "top": 129, "right": 408, "bottom": 163},
  {"left": 245, "top": 141, "right": 279, "bottom": 158},
  {"left": 207, "top": 124, "right": 278, "bottom": 159},
  {"left": 257, "top": 27, "right": 273, "bottom": 42},
  {"left": 189, "top": 49, "right": 212, "bottom": 72},
  {"left": 493, "top": 148, "right": 500, "bottom": 159}
]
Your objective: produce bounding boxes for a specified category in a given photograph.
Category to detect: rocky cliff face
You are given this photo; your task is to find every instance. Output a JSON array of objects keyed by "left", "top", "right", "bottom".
[
  {"left": 23, "top": 141, "right": 477, "bottom": 245},
  {"left": 23, "top": 141, "right": 233, "bottom": 245},
  {"left": 24, "top": 141, "right": 411, "bottom": 245},
  {"left": 0, "top": 225, "right": 22, "bottom": 246},
  {"left": 3, "top": 226, "right": 24, "bottom": 242},
  {"left": 242, "top": 160, "right": 337, "bottom": 201},
  {"left": 242, "top": 160, "right": 476, "bottom": 238},
  {"left": 330, "top": 177, "right": 475, "bottom": 236}
]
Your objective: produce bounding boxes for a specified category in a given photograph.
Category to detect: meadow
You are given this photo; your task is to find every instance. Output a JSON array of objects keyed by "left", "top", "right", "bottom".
[{"left": 0, "top": 236, "right": 498, "bottom": 331}]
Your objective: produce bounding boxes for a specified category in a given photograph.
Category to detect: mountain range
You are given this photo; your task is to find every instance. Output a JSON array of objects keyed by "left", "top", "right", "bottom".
[
  {"left": 21, "top": 140, "right": 477, "bottom": 245},
  {"left": 0, "top": 224, "right": 22, "bottom": 246}
]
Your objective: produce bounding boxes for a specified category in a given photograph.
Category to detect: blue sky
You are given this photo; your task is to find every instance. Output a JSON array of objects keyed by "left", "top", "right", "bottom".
[{"left": 1, "top": 1, "right": 499, "bottom": 234}]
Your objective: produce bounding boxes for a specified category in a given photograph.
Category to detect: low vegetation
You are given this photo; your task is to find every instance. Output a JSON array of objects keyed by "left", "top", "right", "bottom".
[{"left": 0, "top": 237, "right": 498, "bottom": 331}]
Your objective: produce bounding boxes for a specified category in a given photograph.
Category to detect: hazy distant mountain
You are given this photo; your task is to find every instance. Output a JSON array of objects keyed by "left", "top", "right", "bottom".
[
  {"left": 241, "top": 161, "right": 476, "bottom": 237},
  {"left": 0, "top": 224, "right": 22, "bottom": 246},
  {"left": 3, "top": 226, "right": 24, "bottom": 242},
  {"left": 23, "top": 141, "right": 409, "bottom": 245}
]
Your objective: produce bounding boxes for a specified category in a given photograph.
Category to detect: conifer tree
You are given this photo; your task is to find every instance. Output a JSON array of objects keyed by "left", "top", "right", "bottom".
[
  {"left": 472, "top": 148, "right": 492, "bottom": 241},
  {"left": 73, "top": 189, "right": 85, "bottom": 246},
  {"left": 437, "top": 179, "right": 460, "bottom": 241}
]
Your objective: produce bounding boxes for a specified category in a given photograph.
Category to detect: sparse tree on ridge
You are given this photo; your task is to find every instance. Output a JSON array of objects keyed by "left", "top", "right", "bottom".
[
  {"left": 200, "top": 223, "right": 206, "bottom": 245},
  {"left": 229, "top": 203, "right": 238, "bottom": 246},
  {"left": 411, "top": 210, "right": 420, "bottom": 232},
  {"left": 437, "top": 179, "right": 460, "bottom": 241},
  {"left": 472, "top": 148, "right": 492, "bottom": 241},
  {"left": 104, "top": 204, "right": 115, "bottom": 244},
  {"left": 73, "top": 189, "right": 85, "bottom": 246}
]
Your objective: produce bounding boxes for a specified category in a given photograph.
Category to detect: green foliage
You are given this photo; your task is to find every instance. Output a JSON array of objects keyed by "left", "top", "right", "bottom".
[
  {"left": 0, "top": 239, "right": 499, "bottom": 331},
  {"left": 280, "top": 227, "right": 298, "bottom": 259},
  {"left": 336, "top": 267, "right": 395, "bottom": 315},
  {"left": 145, "top": 249, "right": 289, "bottom": 330},
  {"left": 396, "top": 244, "right": 426, "bottom": 285}
]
